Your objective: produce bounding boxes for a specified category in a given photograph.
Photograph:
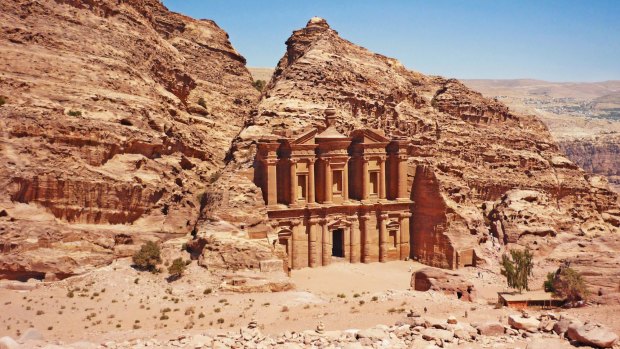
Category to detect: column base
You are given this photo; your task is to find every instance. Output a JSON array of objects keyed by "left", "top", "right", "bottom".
[{"left": 396, "top": 197, "right": 411, "bottom": 202}]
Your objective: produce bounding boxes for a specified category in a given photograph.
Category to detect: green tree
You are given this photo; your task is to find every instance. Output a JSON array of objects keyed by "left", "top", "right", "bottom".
[
  {"left": 132, "top": 241, "right": 161, "bottom": 272},
  {"left": 552, "top": 267, "right": 589, "bottom": 304},
  {"left": 500, "top": 248, "right": 534, "bottom": 293},
  {"left": 252, "top": 79, "right": 266, "bottom": 91}
]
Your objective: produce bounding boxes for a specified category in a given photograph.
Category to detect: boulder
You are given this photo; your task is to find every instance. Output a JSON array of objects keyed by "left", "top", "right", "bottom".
[
  {"left": 411, "top": 267, "right": 476, "bottom": 302},
  {"left": 566, "top": 322, "right": 619, "bottom": 348},
  {"left": 508, "top": 314, "right": 540, "bottom": 333},
  {"left": 0, "top": 337, "right": 18, "bottom": 349},
  {"left": 421, "top": 328, "right": 454, "bottom": 342},
  {"left": 553, "top": 315, "right": 582, "bottom": 336},
  {"left": 475, "top": 321, "right": 505, "bottom": 336},
  {"left": 356, "top": 328, "right": 389, "bottom": 341}
]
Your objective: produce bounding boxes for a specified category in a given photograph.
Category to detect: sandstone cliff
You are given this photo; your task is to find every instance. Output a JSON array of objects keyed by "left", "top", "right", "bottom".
[
  {"left": 217, "top": 18, "right": 619, "bottom": 299},
  {"left": 0, "top": 0, "right": 259, "bottom": 279},
  {"left": 559, "top": 135, "right": 620, "bottom": 192}
]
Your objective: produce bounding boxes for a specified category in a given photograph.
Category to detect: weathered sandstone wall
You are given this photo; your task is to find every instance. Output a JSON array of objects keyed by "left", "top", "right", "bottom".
[{"left": 0, "top": 0, "right": 258, "bottom": 279}]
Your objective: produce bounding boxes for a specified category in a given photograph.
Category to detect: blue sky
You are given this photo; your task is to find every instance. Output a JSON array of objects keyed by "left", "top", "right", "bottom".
[{"left": 162, "top": 1, "right": 620, "bottom": 82}]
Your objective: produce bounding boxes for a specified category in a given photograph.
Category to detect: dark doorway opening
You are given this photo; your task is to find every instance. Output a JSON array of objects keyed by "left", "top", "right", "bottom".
[{"left": 332, "top": 229, "right": 344, "bottom": 257}]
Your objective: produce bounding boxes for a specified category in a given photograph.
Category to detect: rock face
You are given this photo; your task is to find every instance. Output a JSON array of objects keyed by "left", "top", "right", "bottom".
[
  {"left": 411, "top": 267, "right": 476, "bottom": 301},
  {"left": 220, "top": 17, "right": 618, "bottom": 294},
  {"left": 560, "top": 135, "right": 620, "bottom": 193},
  {"left": 0, "top": 0, "right": 258, "bottom": 279}
]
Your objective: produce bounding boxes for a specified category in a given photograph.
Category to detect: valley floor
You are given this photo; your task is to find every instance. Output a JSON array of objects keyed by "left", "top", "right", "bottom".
[{"left": 1, "top": 259, "right": 619, "bottom": 348}]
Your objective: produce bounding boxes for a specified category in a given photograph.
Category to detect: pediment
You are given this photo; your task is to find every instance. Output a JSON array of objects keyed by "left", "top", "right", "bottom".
[
  {"left": 328, "top": 218, "right": 350, "bottom": 228},
  {"left": 352, "top": 128, "right": 389, "bottom": 144},
  {"left": 291, "top": 128, "right": 318, "bottom": 145}
]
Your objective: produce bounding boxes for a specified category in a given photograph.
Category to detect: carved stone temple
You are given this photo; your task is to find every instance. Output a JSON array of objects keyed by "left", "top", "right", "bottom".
[{"left": 254, "top": 109, "right": 413, "bottom": 270}]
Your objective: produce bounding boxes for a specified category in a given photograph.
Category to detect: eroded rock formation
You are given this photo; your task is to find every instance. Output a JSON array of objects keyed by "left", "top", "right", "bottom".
[
  {"left": 0, "top": 0, "right": 258, "bottom": 278},
  {"left": 559, "top": 135, "right": 620, "bottom": 193}
]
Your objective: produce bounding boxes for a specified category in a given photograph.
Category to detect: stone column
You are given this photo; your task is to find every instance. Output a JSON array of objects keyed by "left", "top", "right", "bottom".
[
  {"left": 379, "top": 157, "right": 386, "bottom": 199},
  {"left": 343, "top": 158, "right": 350, "bottom": 201},
  {"left": 308, "top": 218, "right": 319, "bottom": 268},
  {"left": 321, "top": 219, "right": 330, "bottom": 266},
  {"left": 379, "top": 213, "right": 389, "bottom": 262},
  {"left": 290, "top": 219, "right": 302, "bottom": 269},
  {"left": 349, "top": 215, "right": 360, "bottom": 263},
  {"left": 308, "top": 159, "right": 316, "bottom": 204},
  {"left": 325, "top": 159, "right": 333, "bottom": 203},
  {"left": 289, "top": 158, "right": 297, "bottom": 205},
  {"left": 362, "top": 158, "right": 369, "bottom": 200},
  {"left": 399, "top": 212, "right": 412, "bottom": 260},
  {"left": 359, "top": 214, "right": 371, "bottom": 263},
  {"left": 397, "top": 155, "right": 409, "bottom": 200},
  {"left": 266, "top": 158, "right": 278, "bottom": 206}
]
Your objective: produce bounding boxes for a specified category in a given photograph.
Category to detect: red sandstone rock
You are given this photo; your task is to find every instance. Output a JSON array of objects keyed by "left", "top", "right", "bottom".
[
  {"left": 411, "top": 267, "right": 476, "bottom": 302},
  {"left": 0, "top": 0, "right": 258, "bottom": 278}
]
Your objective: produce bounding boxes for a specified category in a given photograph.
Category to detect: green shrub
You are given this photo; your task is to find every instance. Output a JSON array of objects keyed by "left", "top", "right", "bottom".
[
  {"left": 252, "top": 80, "right": 266, "bottom": 92},
  {"left": 67, "top": 110, "right": 82, "bottom": 117},
  {"left": 132, "top": 241, "right": 161, "bottom": 272},
  {"left": 198, "top": 97, "right": 207, "bottom": 108},
  {"left": 552, "top": 267, "right": 589, "bottom": 304},
  {"left": 0, "top": 96, "right": 6, "bottom": 106},
  {"left": 168, "top": 258, "right": 186, "bottom": 278},
  {"left": 544, "top": 272, "right": 556, "bottom": 292}
]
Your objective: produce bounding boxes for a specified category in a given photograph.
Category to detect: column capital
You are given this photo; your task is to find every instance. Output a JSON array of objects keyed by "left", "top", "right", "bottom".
[
  {"left": 398, "top": 155, "right": 409, "bottom": 161},
  {"left": 359, "top": 214, "right": 371, "bottom": 222},
  {"left": 265, "top": 158, "right": 278, "bottom": 165},
  {"left": 347, "top": 215, "right": 359, "bottom": 222},
  {"left": 379, "top": 213, "right": 390, "bottom": 220},
  {"left": 269, "top": 220, "right": 280, "bottom": 228},
  {"left": 290, "top": 219, "right": 302, "bottom": 226},
  {"left": 399, "top": 212, "right": 412, "bottom": 219},
  {"left": 319, "top": 218, "right": 328, "bottom": 225},
  {"left": 290, "top": 158, "right": 299, "bottom": 164},
  {"left": 308, "top": 217, "right": 321, "bottom": 225},
  {"left": 307, "top": 158, "right": 316, "bottom": 164}
]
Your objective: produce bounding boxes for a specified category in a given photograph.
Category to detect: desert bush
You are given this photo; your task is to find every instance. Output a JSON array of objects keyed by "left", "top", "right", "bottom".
[
  {"left": 198, "top": 97, "right": 207, "bottom": 108},
  {"left": 67, "top": 110, "right": 82, "bottom": 117},
  {"left": 132, "top": 241, "right": 161, "bottom": 272},
  {"left": 500, "top": 248, "right": 534, "bottom": 293},
  {"left": 0, "top": 96, "right": 6, "bottom": 106},
  {"left": 252, "top": 79, "right": 266, "bottom": 91},
  {"left": 168, "top": 258, "right": 186, "bottom": 279},
  {"left": 544, "top": 272, "right": 556, "bottom": 292}
]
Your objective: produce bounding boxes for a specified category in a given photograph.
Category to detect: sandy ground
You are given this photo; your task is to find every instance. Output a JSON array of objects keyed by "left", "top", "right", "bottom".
[{"left": 1, "top": 258, "right": 619, "bottom": 346}]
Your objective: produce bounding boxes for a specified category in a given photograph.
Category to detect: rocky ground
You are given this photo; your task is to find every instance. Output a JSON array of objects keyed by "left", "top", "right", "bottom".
[{"left": 0, "top": 259, "right": 619, "bottom": 348}]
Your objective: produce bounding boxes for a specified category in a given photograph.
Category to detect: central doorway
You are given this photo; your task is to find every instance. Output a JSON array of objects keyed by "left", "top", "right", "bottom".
[{"left": 332, "top": 228, "right": 344, "bottom": 257}]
